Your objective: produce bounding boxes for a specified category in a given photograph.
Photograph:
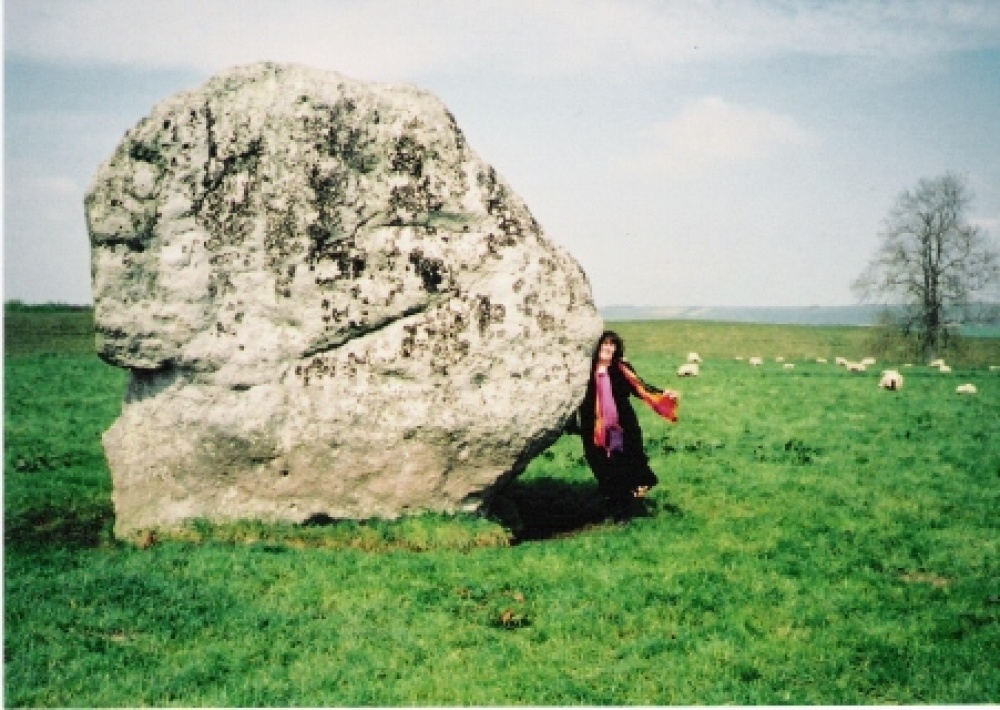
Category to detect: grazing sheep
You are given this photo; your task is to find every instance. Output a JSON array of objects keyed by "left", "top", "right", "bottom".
[
  {"left": 749, "top": 357, "right": 763, "bottom": 367},
  {"left": 878, "top": 369, "right": 904, "bottom": 390},
  {"left": 735, "top": 356, "right": 745, "bottom": 361},
  {"left": 835, "top": 357, "right": 848, "bottom": 366},
  {"left": 956, "top": 383, "right": 977, "bottom": 395},
  {"left": 783, "top": 363, "right": 795, "bottom": 370},
  {"left": 938, "top": 365, "right": 952, "bottom": 373},
  {"left": 677, "top": 363, "right": 699, "bottom": 377},
  {"left": 775, "top": 356, "right": 785, "bottom": 363},
  {"left": 816, "top": 358, "right": 828, "bottom": 364},
  {"left": 846, "top": 362, "right": 867, "bottom": 373},
  {"left": 861, "top": 357, "right": 876, "bottom": 366},
  {"left": 929, "top": 358, "right": 946, "bottom": 368},
  {"left": 687, "top": 352, "right": 701, "bottom": 364},
  {"left": 990, "top": 365, "right": 1000, "bottom": 371}
]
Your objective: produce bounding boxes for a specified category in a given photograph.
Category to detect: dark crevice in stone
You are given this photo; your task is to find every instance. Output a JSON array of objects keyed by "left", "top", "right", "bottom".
[
  {"left": 123, "top": 363, "right": 193, "bottom": 404},
  {"left": 300, "top": 296, "right": 448, "bottom": 358}
]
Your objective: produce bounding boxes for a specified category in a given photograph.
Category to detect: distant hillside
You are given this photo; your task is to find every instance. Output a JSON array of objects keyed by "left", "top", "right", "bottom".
[
  {"left": 600, "top": 305, "right": 1000, "bottom": 336},
  {"left": 600, "top": 305, "right": 885, "bottom": 326}
]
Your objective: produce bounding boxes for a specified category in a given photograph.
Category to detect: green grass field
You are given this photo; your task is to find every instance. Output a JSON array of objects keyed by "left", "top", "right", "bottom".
[{"left": 5, "top": 306, "right": 999, "bottom": 705}]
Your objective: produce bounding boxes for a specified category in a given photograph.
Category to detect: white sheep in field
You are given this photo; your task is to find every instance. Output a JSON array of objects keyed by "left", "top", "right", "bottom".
[
  {"left": 861, "top": 357, "right": 877, "bottom": 366},
  {"left": 878, "top": 369, "right": 904, "bottom": 390},
  {"left": 846, "top": 362, "right": 867, "bottom": 373},
  {"left": 929, "top": 358, "right": 946, "bottom": 368},
  {"left": 816, "top": 358, "right": 828, "bottom": 364},
  {"left": 775, "top": 356, "right": 785, "bottom": 363},
  {"left": 956, "top": 383, "right": 977, "bottom": 395},
  {"left": 835, "top": 357, "right": 848, "bottom": 366},
  {"left": 938, "top": 365, "right": 953, "bottom": 373},
  {"left": 677, "top": 363, "right": 699, "bottom": 377},
  {"left": 749, "top": 357, "right": 763, "bottom": 367},
  {"left": 783, "top": 363, "right": 795, "bottom": 370},
  {"left": 687, "top": 352, "right": 701, "bottom": 364}
]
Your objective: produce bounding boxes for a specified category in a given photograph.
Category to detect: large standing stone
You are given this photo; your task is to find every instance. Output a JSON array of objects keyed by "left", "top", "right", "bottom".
[{"left": 85, "top": 62, "right": 602, "bottom": 537}]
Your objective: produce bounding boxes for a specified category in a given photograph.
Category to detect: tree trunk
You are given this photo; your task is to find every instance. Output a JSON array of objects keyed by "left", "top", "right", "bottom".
[{"left": 922, "top": 301, "right": 940, "bottom": 363}]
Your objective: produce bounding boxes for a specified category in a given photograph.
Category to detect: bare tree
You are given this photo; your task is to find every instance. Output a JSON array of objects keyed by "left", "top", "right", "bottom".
[{"left": 853, "top": 173, "right": 1000, "bottom": 362}]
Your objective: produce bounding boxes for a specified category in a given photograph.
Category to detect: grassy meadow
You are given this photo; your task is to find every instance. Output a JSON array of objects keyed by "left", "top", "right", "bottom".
[{"left": 4, "top": 305, "right": 999, "bottom": 706}]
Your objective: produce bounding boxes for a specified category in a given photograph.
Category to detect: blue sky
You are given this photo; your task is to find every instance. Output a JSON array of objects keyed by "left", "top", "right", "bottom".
[{"left": 4, "top": 0, "right": 1000, "bottom": 307}]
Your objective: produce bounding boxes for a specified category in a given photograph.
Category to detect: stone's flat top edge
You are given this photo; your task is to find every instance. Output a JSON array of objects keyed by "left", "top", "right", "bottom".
[
  {"left": 210, "top": 60, "right": 356, "bottom": 85},
  {"left": 201, "top": 60, "right": 434, "bottom": 100}
]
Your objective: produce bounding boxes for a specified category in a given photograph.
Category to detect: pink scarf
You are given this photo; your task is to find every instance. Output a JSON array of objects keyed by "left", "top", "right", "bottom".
[{"left": 594, "top": 361, "right": 678, "bottom": 454}]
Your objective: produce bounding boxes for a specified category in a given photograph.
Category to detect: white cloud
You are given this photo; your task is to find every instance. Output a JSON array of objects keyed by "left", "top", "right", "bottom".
[
  {"left": 14, "top": 180, "right": 82, "bottom": 229},
  {"left": 4, "top": 159, "right": 84, "bottom": 228},
  {"left": 5, "top": 0, "right": 999, "bottom": 80},
  {"left": 971, "top": 217, "right": 999, "bottom": 234},
  {"left": 3, "top": 161, "right": 91, "bottom": 303},
  {"left": 640, "top": 97, "right": 819, "bottom": 174},
  {"left": 14, "top": 175, "right": 79, "bottom": 199},
  {"left": 4, "top": 0, "right": 446, "bottom": 81}
]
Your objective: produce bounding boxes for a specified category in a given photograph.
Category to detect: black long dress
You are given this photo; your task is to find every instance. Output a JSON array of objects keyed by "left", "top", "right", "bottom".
[{"left": 573, "top": 361, "right": 660, "bottom": 502}]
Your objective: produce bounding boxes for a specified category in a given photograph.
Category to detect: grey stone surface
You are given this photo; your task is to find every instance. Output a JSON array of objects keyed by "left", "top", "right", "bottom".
[{"left": 85, "top": 62, "right": 602, "bottom": 537}]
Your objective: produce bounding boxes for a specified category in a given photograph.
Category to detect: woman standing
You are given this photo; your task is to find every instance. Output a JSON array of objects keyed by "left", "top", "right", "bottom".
[{"left": 570, "top": 330, "right": 679, "bottom": 515}]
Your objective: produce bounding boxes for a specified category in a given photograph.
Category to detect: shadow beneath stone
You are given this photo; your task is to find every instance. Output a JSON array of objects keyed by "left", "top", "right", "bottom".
[
  {"left": 4, "top": 502, "right": 114, "bottom": 550},
  {"left": 489, "top": 479, "right": 626, "bottom": 543},
  {"left": 301, "top": 512, "right": 348, "bottom": 527}
]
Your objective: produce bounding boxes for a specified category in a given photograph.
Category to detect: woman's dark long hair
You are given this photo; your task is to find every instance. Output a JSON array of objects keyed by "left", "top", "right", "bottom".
[{"left": 591, "top": 330, "right": 625, "bottom": 371}]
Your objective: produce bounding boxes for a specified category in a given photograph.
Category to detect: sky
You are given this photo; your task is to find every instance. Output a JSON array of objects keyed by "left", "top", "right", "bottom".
[{"left": 4, "top": 0, "right": 1000, "bottom": 308}]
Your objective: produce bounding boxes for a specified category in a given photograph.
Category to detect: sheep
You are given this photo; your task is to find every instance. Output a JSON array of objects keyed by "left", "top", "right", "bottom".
[
  {"left": 677, "top": 363, "right": 699, "bottom": 377},
  {"left": 816, "top": 358, "right": 828, "bottom": 364},
  {"left": 734, "top": 356, "right": 745, "bottom": 361},
  {"left": 835, "top": 357, "right": 848, "bottom": 366},
  {"left": 748, "top": 357, "right": 763, "bottom": 367},
  {"left": 783, "top": 363, "right": 795, "bottom": 370},
  {"left": 938, "top": 365, "right": 953, "bottom": 373},
  {"left": 846, "top": 362, "right": 867, "bottom": 373},
  {"left": 861, "top": 357, "right": 877, "bottom": 366},
  {"left": 956, "top": 383, "right": 977, "bottom": 395},
  {"left": 929, "top": 358, "right": 946, "bottom": 368},
  {"left": 878, "top": 369, "right": 904, "bottom": 390},
  {"left": 687, "top": 352, "right": 701, "bottom": 364},
  {"left": 775, "top": 356, "right": 785, "bottom": 363}
]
